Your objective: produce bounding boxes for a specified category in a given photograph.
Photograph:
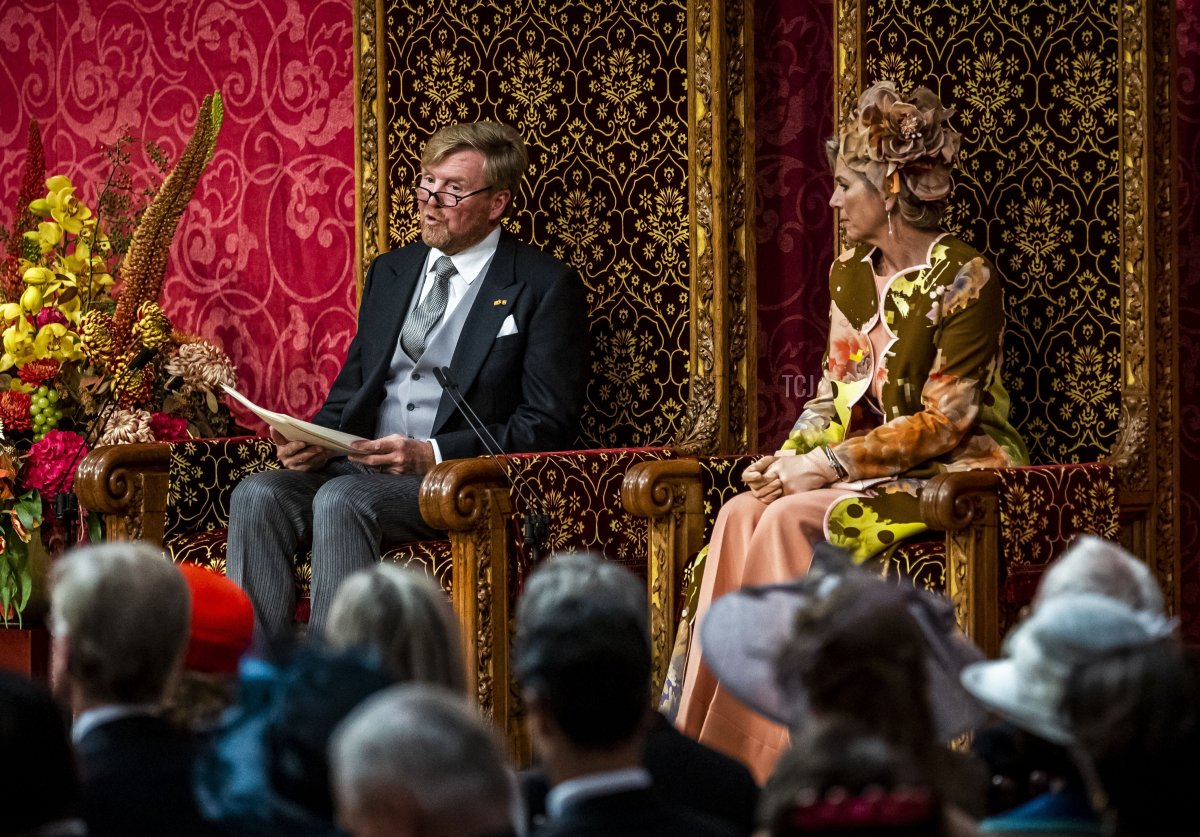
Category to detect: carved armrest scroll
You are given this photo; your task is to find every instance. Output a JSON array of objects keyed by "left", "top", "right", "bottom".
[
  {"left": 75, "top": 443, "right": 172, "bottom": 545},
  {"left": 623, "top": 458, "right": 705, "bottom": 693}
]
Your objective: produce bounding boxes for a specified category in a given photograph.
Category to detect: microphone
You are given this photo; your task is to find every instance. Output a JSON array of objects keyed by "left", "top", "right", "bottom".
[{"left": 432, "top": 366, "right": 551, "bottom": 564}]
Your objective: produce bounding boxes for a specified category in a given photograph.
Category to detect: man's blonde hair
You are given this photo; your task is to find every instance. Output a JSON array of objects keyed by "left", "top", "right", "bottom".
[{"left": 421, "top": 122, "right": 528, "bottom": 194}]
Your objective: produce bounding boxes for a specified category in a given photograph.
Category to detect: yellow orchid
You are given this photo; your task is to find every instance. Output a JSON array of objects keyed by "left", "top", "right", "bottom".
[
  {"left": 22, "top": 221, "right": 63, "bottom": 255},
  {"left": 78, "top": 220, "right": 112, "bottom": 256},
  {"left": 22, "top": 266, "right": 54, "bottom": 287},
  {"left": 19, "top": 286, "right": 43, "bottom": 314},
  {"left": 0, "top": 317, "right": 82, "bottom": 371},
  {"left": 45, "top": 175, "right": 93, "bottom": 234},
  {"left": 0, "top": 319, "right": 36, "bottom": 371}
]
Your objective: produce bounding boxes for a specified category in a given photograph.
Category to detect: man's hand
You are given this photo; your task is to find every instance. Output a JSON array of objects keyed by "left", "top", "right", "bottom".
[
  {"left": 347, "top": 434, "right": 436, "bottom": 475},
  {"left": 271, "top": 428, "right": 329, "bottom": 472}
]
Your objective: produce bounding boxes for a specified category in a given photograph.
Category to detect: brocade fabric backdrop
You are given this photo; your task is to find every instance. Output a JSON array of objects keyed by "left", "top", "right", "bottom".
[
  {"left": 0, "top": 0, "right": 358, "bottom": 429},
  {"left": 379, "top": 0, "right": 690, "bottom": 449}
]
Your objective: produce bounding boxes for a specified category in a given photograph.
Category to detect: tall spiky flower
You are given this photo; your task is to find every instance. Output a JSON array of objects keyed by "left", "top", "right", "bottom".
[
  {"left": 2, "top": 121, "right": 46, "bottom": 301},
  {"left": 107, "top": 91, "right": 224, "bottom": 356}
]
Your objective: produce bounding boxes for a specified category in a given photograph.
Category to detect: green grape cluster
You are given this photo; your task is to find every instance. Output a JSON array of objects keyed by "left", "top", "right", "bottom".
[{"left": 30, "top": 385, "right": 63, "bottom": 441}]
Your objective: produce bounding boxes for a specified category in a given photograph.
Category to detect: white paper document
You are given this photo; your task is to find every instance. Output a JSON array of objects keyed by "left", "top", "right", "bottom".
[{"left": 222, "top": 385, "right": 368, "bottom": 454}]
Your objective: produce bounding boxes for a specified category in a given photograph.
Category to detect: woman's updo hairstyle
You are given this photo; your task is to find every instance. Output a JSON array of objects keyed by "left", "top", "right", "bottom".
[{"left": 829, "top": 81, "right": 963, "bottom": 230}]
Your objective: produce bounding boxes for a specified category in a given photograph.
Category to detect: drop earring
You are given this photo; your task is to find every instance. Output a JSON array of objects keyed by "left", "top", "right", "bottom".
[{"left": 888, "top": 209, "right": 894, "bottom": 236}]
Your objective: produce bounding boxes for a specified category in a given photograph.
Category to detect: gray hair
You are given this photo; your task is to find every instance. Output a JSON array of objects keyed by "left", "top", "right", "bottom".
[
  {"left": 516, "top": 552, "right": 647, "bottom": 636},
  {"left": 1034, "top": 535, "right": 1165, "bottom": 616},
  {"left": 326, "top": 564, "right": 466, "bottom": 693},
  {"left": 330, "top": 684, "right": 513, "bottom": 835},
  {"left": 51, "top": 542, "right": 190, "bottom": 704}
]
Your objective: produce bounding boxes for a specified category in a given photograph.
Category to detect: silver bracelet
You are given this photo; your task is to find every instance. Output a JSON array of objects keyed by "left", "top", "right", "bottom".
[{"left": 822, "top": 444, "right": 848, "bottom": 480}]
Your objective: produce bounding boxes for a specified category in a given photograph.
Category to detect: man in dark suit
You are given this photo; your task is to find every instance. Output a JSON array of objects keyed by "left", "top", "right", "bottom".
[
  {"left": 50, "top": 542, "right": 212, "bottom": 837},
  {"left": 515, "top": 557, "right": 740, "bottom": 837},
  {"left": 226, "top": 122, "right": 588, "bottom": 638}
]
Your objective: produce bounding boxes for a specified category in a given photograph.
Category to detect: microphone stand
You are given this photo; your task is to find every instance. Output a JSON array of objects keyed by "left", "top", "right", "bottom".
[
  {"left": 432, "top": 366, "right": 551, "bottom": 566},
  {"left": 50, "top": 346, "right": 159, "bottom": 546}
]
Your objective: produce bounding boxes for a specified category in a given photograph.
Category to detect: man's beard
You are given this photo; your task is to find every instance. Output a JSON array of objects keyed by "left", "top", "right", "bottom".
[{"left": 421, "top": 219, "right": 451, "bottom": 250}]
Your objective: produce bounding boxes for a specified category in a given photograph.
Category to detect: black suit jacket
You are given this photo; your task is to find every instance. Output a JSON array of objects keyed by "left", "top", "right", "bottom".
[
  {"left": 75, "top": 714, "right": 213, "bottom": 837},
  {"left": 522, "top": 713, "right": 759, "bottom": 836},
  {"left": 312, "top": 231, "right": 589, "bottom": 459},
  {"left": 534, "top": 787, "right": 739, "bottom": 837}
]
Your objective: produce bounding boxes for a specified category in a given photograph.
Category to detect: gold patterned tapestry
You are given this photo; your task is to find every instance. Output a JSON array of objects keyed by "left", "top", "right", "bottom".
[
  {"left": 380, "top": 0, "right": 690, "bottom": 448},
  {"left": 857, "top": 0, "right": 1122, "bottom": 465}
]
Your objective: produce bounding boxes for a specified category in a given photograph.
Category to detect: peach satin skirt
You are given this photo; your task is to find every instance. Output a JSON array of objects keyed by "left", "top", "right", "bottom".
[{"left": 674, "top": 486, "right": 856, "bottom": 783}]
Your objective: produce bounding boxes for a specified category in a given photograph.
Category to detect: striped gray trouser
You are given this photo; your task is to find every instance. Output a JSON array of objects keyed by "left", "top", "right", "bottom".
[{"left": 225, "top": 458, "right": 441, "bottom": 641}]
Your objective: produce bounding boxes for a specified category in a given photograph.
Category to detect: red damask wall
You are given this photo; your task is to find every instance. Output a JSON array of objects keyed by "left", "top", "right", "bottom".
[
  {"left": 1177, "top": 0, "right": 1200, "bottom": 641},
  {"left": 0, "top": 0, "right": 358, "bottom": 428},
  {"left": 754, "top": 0, "right": 835, "bottom": 450}
]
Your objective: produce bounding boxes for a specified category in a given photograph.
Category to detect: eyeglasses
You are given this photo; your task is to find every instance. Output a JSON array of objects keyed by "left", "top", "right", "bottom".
[{"left": 412, "top": 182, "right": 493, "bottom": 208}]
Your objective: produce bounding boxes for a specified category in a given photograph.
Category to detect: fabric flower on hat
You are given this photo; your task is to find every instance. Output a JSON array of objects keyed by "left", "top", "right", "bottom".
[
  {"left": 838, "top": 81, "right": 962, "bottom": 202},
  {"left": 21, "top": 429, "right": 87, "bottom": 498}
]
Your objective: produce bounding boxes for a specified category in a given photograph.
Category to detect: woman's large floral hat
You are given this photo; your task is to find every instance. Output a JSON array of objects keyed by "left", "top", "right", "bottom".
[{"left": 836, "top": 81, "right": 962, "bottom": 203}]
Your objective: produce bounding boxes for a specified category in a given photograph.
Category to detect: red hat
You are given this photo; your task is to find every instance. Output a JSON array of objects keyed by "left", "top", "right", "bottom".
[{"left": 179, "top": 563, "right": 254, "bottom": 674}]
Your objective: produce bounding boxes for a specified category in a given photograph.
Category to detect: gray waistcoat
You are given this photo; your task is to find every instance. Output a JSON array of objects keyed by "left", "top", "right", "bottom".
[{"left": 375, "top": 271, "right": 490, "bottom": 440}]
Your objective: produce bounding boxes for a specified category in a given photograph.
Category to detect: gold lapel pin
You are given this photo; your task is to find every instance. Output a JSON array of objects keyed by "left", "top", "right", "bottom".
[{"left": 494, "top": 299, "right": 507, "bottom": 306}]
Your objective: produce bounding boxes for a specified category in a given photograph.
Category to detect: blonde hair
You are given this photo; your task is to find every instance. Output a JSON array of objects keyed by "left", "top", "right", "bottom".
[
  {"left": 421, "top": 122, "right": 529, "bottom": 194},
  {"left": 825, "top": 136, "right": 946, "bottom": 231},
  {"left": 326, "top": 564, "right": 466, "bottom": 693}
]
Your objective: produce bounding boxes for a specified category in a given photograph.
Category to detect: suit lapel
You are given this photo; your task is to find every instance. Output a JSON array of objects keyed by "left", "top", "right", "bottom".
[
  {"left": 432, "top": 231, "right": 524, "bottom": 433},
  {"left": 369, "top": 243, "right": 429, "bottom": 382}
]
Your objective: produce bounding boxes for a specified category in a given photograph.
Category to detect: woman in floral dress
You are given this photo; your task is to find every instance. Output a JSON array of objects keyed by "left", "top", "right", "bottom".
[{"left": 676, "top": 81, "right": 1029, "bottom": 782}]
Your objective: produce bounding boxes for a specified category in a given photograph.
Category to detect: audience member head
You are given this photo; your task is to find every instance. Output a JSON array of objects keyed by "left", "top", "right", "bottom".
[
  {"left": 165, "top": 563, "right": 255, "bottom": 729},
  {"left": 330, "top": 684, "right": 514, "bottom": 837},
  {"left": 760, "top": 717, "right": 942, "bottom": 837},
  {"left": 516, "top": 551, "right": 647, "bottom": 636},
  {"left": 0, "top": 671, "right": 81, "bottom": 837},
  {"left": 1032, "top": 535, "right": 1164, "bottom": 616},
  {"left": 50, "top": 541, "right": 190, "bottom": 709},
  {"left": 773, "top": 575, "right": 939, "bottom": 778},
  {"left": 515, "top": 558, "right": 652, "bottom": 775},
  {"left": 960, "top": 592, "right": 1176, "bottom": 746},
  {"left": 1063, "top": 641, "right": 1199, "bottom": 836},
  {"left": 421, "top": 121, "right": 528, "bottom": 197},
  {"left": 326, "top": 563, "right": 466, "bottom": 692},
  {"left": 826, "top": 80, "right": 962, "bottom": 230}
]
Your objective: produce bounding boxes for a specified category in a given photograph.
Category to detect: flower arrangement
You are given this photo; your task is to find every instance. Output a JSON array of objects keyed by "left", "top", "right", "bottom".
[{"left": 0, "top": 91, "right": 236, "bottom": 620}]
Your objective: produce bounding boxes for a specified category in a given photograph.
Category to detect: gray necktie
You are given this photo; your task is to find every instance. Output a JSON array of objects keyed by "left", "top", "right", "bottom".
[{"left": 400, "top": 255, "right": 456, "bottom": 361}]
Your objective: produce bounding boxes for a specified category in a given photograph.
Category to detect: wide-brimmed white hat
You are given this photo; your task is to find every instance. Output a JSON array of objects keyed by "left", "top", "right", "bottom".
[
  {"left": 960, "top": 592, "right": 1177, "bottom": 745},
  {"left": 698, "top": 546, "right": 987, "bottom": 742}
]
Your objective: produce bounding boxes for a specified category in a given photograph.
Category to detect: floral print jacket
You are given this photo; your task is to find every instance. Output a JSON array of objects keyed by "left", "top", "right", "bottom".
[{"left": 783, "top": 234, "right": 1028, "bottom": 480}]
